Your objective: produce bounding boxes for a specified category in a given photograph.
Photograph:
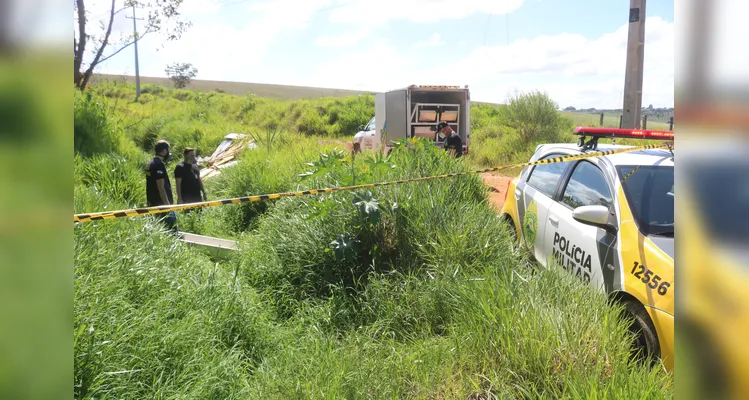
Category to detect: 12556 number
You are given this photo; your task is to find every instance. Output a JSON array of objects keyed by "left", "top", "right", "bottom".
[{"left": 631, "top": 261, "right": 671, "bottom": 296}]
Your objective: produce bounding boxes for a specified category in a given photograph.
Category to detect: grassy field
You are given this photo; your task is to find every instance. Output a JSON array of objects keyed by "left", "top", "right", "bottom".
[
  {"left": 74, "top": 81, "right": 674, "bottom": 398},
  {"left": 561, "top": 111, "right": 672, "bottom": 130},
  {"left": 92, "top": 74, "right": 374, "bottom": 100}
]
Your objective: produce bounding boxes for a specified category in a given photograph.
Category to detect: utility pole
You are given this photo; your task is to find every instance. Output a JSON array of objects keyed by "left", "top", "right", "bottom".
[
  {"left": 621, "top": 0, "right": 646, "bottom": 129},
  {"left": 126, "top": 5, "right": 145, "bottom": 99},
  {"left": 686, "top": 0, "right": 710, "bottom": 102}
]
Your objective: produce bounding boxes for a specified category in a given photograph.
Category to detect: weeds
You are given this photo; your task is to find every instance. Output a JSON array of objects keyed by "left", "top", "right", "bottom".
[{"left": 74, "top": 82, "right": 673, "bottom": 399}]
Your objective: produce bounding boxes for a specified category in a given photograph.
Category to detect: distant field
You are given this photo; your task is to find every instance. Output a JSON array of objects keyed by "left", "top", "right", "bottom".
[
  {"left": 561, "top": 111, "right": 672, "bottom": 130},
  {"left": 91, "top": 74, "right": 374, "bottom": 101},
  {"left": 601, "top": 111, "right": 673, "bottom": 124},
  {"left": 91, "top": 74, "right": 503, "bottom": 106}
]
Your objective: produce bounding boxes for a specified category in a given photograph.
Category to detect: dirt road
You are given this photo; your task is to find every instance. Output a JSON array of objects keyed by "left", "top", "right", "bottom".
[{"left": 481, "top": 172, "right": 514, "bottom": 211}]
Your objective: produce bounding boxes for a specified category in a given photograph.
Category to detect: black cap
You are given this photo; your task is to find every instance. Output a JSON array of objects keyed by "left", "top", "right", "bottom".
[{"left": 435, "top": 121, "right": 449, "bottom": 131}]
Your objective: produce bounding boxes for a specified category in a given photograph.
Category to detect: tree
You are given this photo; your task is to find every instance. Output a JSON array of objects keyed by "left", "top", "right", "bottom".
[
  {"left": 563, "top": 106, "right": 577, "bottom": 111},
  {"left": 74, "top": 0, "right": 192, "bottom": 91},
  {"left": 165, "top": 62, "right": 198, "bottom": 88}
]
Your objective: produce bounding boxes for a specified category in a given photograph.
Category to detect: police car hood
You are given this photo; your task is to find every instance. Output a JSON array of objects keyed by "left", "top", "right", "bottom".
[{"left": 648, "top": 235, "right": 674, "bottom": 259}]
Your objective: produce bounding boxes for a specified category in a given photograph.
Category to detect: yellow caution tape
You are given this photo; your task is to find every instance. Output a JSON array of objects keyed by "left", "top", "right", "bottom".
[{"left": 74, "top": 142, "right": 672, "bottom": 223}]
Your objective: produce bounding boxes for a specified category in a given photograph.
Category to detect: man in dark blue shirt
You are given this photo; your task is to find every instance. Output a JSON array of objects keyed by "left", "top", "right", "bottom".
[
  {"left": 145, "top": 140, "right": 178, "bottom": 232},
  {"left": 436, "top": 121, "right": 463, "bottom": 158},
  {"left": 174, "top": 147, "right": 207, "bottom": 204}
]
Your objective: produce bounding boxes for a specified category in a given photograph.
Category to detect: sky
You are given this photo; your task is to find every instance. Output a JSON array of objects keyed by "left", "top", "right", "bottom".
[{"left": 79, "top": 0, "right": 676, "bottom": 109}]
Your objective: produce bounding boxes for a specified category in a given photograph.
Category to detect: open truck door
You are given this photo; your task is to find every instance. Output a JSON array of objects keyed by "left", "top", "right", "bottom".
[
  {"left": 385, "top": 89, "right": 408, "bottom": 146},
  {"left": 374, "top": 85, "right": 471, "bottom": 155}
]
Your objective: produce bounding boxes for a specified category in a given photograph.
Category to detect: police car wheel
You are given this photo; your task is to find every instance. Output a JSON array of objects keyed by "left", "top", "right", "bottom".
[
  {"left": 624, "top": 301, "right": 661, "bottom": 366},
  {"left": 502, "top": 217, "right": 522, "bottom": 253}
]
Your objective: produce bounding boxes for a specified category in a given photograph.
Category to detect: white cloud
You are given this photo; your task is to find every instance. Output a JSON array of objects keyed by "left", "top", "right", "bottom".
[
  {"left": 437, "top": 16, "right": 673, "bottom": 108},
  {"left": 93, "top": 0, "right": 674, "bottom": 109},
  {"left": 316, "top": 27, "right": 373, "bottom": 47},
  {"left": 98, "top": 0, "right": 333, "bottom": 81},
  {"left": 303, "top": 16, "right": 674, "bottom": 108},
  {"left": 328, "top": 0, "right": 524, "bottom": 25},
  {"left": 414, "top": 33, "right": 446, "bottom": 48},
  {"left": 180, "top": 0, "right": 223, "bottom": 15},
  {"left": 78, "top": 0, "right": 222, "bottom": 67}
]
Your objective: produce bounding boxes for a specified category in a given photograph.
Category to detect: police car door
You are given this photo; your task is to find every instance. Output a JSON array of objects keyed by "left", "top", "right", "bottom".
[
  {"left": 518, "top": 153, "right": 574, "bottom": 265},
  {"left": 544, "top": 160, "right": 617, "bottom": 291}
]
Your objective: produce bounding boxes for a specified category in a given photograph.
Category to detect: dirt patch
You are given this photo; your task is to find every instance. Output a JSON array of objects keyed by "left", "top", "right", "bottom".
[{"left": 481, "top": 172, "right": 514, "bottom": 211}]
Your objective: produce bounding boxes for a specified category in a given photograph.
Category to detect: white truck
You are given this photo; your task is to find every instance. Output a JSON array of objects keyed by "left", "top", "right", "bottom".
[{"left": 353, "top": 85, "right": 471, "bottom": 155}]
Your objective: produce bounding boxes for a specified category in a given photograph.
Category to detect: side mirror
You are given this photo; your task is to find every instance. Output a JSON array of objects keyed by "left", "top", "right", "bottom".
[
  {"left": 572, "top": 205, "right": 617, "bottom": 233},
  {"left": 358, "top": 125, "right": 365, "bottom": 131}
]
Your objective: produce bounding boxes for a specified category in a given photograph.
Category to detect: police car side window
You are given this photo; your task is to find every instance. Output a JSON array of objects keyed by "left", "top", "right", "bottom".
[
  {"left": 526, "top": 154, "right": 571, "bottom": 198},
  {"left": 561, "top": 161, "right": 613, "bottom": 209}
]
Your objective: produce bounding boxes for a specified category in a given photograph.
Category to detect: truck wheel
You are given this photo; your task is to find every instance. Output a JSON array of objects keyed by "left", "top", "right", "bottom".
[{"left": 623, "top": 300, "right": 661, "bottom": 366}]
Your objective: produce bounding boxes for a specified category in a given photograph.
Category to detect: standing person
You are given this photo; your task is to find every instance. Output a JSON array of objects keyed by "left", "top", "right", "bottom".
[
  {"left": 145, "top": 140, "right": 178, "bottom": 233},
  {"left": 436, "top": 121, "right": 463, "bottom": 158},
  {"left": 174, "top": 147, "right": 207, "bottom": 204}
]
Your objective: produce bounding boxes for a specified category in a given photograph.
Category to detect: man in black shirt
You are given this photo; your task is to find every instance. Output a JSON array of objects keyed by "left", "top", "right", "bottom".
[
  {"left": 436, "top": 121, "right": 463, "bottom": 158},
  {"left": 175, "top": 147, "right": 207, "bottom": 204},
  {"left": 145, "top": 140, "right": 178, "bottom": 232}
]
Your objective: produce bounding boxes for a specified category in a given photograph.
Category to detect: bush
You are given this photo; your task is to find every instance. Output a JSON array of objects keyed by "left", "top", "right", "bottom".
[
  {"left": 75, "top": 152, "right": 147, "bottom": 207},
  {"left": 140, "top": 84, "right": 166, "bottom": 96},
  {"left": 240, "top": 139, "right": 492, "bottom": 317},
  {"left": 467, "top": 93, "right": 576, "bottom": 167},
  {"left": 505, "top": 90, "right": 573, "bottom": 144},
  {"left": 74, "top": 91, "right": 120, "bottom": 156},
  {"left": 134, "top": 117, "right": 168, "bottom": 152},
  {"left": 172, "top": 89, "right": 193, "bottom": 102}
]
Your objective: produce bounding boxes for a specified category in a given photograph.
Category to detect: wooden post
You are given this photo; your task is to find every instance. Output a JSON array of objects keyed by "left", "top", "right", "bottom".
[{"left": 621, "top": 0, "right": 647, "bottom": 129}]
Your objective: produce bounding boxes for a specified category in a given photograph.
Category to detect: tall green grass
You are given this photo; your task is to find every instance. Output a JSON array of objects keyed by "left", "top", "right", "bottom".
[
  {"left": 468, "top": 93, "right": 575, "bottom": 168},
  {"left": 82, "top": 81, "right": 587, "bottom": 170},
  {"left": 74, "top": 82, "right": 674, "bottom": 398},
  {"left": 74, "top": 90, "right": 121, "bottom": 156}
]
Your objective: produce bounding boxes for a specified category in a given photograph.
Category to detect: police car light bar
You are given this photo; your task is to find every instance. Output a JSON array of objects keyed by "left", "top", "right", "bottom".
[{"left": 573, "top": 126, "right": 674, "bottom": 140}]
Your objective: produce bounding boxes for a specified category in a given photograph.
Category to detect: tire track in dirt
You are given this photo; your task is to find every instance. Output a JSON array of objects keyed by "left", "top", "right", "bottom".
[{"left": 481, "top": 172, "right": 513, "bottom": 212}]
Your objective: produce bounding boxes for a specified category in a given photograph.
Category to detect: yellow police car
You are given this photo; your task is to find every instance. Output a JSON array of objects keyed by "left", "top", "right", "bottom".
[
  {"left": 677, "top": 136, "right": 749, "bottom": 399},
  {"left": 499, "top": 127, "right": 675, "bottom": 371}
]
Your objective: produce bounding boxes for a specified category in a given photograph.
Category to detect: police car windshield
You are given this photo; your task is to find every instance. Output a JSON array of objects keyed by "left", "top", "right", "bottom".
[{"left": 616, "top": 165, "right": 674, "bottom": 236}]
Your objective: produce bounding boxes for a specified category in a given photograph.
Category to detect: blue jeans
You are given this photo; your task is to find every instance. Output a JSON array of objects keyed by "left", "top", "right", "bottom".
[{"left": 160, "top": 211, "right": 179, "bottom": 233}]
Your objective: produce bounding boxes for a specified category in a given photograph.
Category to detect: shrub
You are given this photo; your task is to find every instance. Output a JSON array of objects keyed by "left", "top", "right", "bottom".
[
  {"left": 140, "top": 84, "right": 166, "bottom": 96},
  {"left": 505, "top": 90, "right": 573, "bottom": 144},
  {"left": 76, "top": 152, "right": 147, "bottom": 207},
  {"left": 134, "top": 117, "right": 168, "bottom": 152},
  {"left": 74, "top": 91, "right": 120, "bottom": 157}
]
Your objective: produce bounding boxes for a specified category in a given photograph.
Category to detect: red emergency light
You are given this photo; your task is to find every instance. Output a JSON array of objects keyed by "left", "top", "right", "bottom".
[
  {"left": 573, "top": 126, "right": 674, "bottom": 140},
  {"left": 573, "top": 126, "right": 674, "bottom": 150}
]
